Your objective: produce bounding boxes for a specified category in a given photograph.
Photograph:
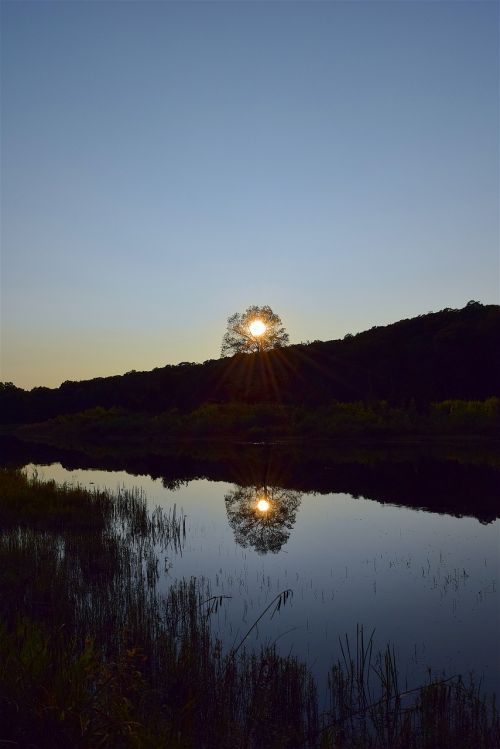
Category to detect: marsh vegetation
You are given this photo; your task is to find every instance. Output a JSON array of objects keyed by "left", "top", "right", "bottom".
[{"left": 0, "top": 469, "right": 498, "bottom": 747}]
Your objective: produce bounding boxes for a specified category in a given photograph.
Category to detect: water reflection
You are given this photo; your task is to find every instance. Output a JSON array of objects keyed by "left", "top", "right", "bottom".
[
  {"left": 225, "top": 485, "right": 302, "bottom": 554},
  {"left": 3, "top": 442, "right": 498, "bottom": 697},
  {"left": 256, "top": 497, "right": 271, "bottom": 513},
  {"left": 1, "top": 436, "right": 499, "bottom": 523}
]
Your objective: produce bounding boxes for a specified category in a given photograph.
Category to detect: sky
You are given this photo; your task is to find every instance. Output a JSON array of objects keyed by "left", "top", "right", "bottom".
[{"left": 1, "top": 0, "right": 498, "bottom": 390}]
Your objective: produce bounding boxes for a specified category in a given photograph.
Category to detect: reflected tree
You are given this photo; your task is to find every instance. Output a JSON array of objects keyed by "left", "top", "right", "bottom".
[
  {"left": 224, "top": 485, "right": 302, "bottom": 554},
  {"left": 221, "top": 305, "right": 289, "bottom": 356},
  {"left": 162, "top": 477, "right": 188, "bottom": 491}
]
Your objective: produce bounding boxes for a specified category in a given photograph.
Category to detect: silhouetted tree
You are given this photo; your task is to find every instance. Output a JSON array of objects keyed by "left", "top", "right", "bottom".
[
  {"left": 224, "top": 485, "right": 302, "bottom": 554},
  {"left": 2, "top": 304, "right": 499, "bottom": 424},
  {"left": 221, "top": 305, "right": 289, "bottom": 356}
]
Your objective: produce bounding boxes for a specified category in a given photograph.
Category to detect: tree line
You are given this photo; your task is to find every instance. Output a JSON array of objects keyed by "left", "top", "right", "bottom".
[{"left": 1, "top": 302, "right": 499, "bottom": 424}]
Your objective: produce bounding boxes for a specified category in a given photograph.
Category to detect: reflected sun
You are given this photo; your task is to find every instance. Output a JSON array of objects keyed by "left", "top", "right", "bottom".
[
  {"left": 249, "top": 319, "right": 266, "bottom": 337},
  {"left": 256, "top": 498, "right": 271, "bottom": 513}
]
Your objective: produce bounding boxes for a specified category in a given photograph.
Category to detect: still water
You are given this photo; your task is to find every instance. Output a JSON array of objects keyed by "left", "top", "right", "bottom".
[{"left": 23, "top": 459, "right": 499, "bottom": 697}]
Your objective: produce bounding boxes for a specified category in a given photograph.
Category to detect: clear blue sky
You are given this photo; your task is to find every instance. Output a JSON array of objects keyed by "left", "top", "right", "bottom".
[{"left": 1, "top": 1, "right": 498, "bottom": 389}]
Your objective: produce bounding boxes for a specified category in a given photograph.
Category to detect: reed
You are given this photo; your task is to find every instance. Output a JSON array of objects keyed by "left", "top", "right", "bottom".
[
  {"left": 0, "top": 469, "right": 497, "bottom": 748},
  {"left": 321, "top": 625, "right": 499, "bottom": 748}
]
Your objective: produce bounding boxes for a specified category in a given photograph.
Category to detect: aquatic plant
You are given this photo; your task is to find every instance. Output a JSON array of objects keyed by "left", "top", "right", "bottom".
[{"left": 0, "top": 470, "right": 497, "bottom": 748}]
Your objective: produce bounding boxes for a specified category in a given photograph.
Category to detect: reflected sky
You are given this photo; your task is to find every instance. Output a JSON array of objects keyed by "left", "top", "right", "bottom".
[{"left": 22, "top": 462, "right": 500, "bottom": 695}]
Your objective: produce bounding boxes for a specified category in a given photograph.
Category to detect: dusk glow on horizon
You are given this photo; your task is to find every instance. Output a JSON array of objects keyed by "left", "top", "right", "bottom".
[
  {"left": 1, "top": 1, "right": 498, "bottom": 390},
  {"left": 1, "top": 2, "right": 498, "bottom": 735}
]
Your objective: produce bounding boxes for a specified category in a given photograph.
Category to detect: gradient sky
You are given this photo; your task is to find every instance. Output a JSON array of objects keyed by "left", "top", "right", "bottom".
[{"left": 1, "top": 1, "right": 498, "bottom": 390}]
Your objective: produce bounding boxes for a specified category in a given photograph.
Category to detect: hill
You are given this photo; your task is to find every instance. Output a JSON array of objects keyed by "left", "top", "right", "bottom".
[{"left": 1, "top": 301, "right": 499, "bottom": 425}]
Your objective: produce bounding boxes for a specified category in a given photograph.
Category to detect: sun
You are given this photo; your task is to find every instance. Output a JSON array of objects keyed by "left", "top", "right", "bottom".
[
  {"left": 249, "top": 319, "right": 266, "bottom": 337},
  {"left": 256, "top": 498, "right": 271, "bottom": 513}
]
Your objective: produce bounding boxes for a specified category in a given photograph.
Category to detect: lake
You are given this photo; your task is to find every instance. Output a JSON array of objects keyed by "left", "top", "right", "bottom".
[{"left": 2, "top": 437, "right": 499, "bottom": 698}]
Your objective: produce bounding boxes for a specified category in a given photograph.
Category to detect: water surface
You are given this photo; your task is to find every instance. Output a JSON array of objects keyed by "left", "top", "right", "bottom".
[{"left": 20, "top": 450, "right": 499, "bottom": 697}]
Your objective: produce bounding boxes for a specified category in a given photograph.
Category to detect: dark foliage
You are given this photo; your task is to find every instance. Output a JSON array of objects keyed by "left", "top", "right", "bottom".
[
  {"left": 221, "top": 305, "right": 289, "bottom": 355},
  {"left": 0, "top": 471, "right": 498, "bottom": 748},
  {"left": 1, "top": 303, "right": 499, "bottom": 424},
  {"left": 225, "top": 485, "right": 302, "bottom": 554},
  {"left": 2, "top": 435, "right": 500, "bottom": 524}
]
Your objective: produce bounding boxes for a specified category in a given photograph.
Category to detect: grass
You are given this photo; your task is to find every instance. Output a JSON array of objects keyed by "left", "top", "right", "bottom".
[
  {"left": 322, "top": 625, "right": 498, "bottom": 748},
  {"left": 0, "top": 469, "right": 498, "bottom": 748}
]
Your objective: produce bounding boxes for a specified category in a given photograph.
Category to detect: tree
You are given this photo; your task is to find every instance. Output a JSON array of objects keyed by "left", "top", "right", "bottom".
[
  {"left": 221, "top": 305, "right": 289, "bottom": 357},
  {"left": 224, "top": 485, "right": 302, "bottom": 554}
]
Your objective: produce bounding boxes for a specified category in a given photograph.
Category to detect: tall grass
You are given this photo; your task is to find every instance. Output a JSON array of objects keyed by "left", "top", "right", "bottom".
[
  {"left": 322, "top": 625, "right": 498, "bottom": 748},
  {"left": 0, "top": 470, "right": 498, "bottom": 748}
]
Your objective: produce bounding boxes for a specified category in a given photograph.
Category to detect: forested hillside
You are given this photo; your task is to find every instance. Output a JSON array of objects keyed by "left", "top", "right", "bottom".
[{"left": 2, "top": 302, "right": 499, "bottom": 424}]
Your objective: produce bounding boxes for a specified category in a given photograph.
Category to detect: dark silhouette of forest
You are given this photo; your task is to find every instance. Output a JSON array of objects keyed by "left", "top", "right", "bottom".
[
  {"left": 1, "top": 302, "right": 499, "bottom": 425},
  {"left": 1, "top": 436, "right": 499, "bottom": 524}
]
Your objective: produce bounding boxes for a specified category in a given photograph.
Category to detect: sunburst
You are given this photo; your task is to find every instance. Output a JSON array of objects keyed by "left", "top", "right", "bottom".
[{"left": 249, "top": 319, "right": 266, "bottom": 337}]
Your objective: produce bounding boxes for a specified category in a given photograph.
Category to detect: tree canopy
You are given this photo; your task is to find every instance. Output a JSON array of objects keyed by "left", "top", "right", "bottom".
[
  {"left": 221, "top": 305, "right": 289, "bottom": 357},
  {"left": 1, "top": 304, "right": 499, "bottom": 423},
  {"left": 224, "top": 485, "right": 302, "bottom": 554}
]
